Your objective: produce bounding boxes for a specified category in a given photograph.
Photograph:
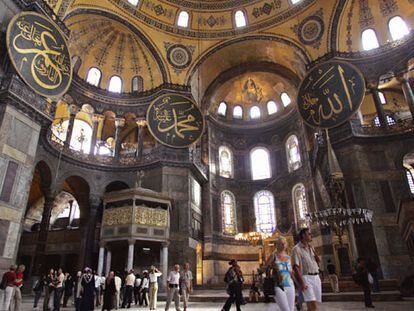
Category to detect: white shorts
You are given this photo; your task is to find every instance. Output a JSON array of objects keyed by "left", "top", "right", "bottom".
[{"left": 302, "top": 275, "right": 322, "bottom": 303}]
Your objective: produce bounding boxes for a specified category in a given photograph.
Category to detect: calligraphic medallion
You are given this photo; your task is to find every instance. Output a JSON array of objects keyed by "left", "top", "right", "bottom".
[
  {"left": 297, "top": 60, "right": 365, "bottom": 129},
  {"left": 146, "top": 94, "right": 204, "bottom": 148},
  {"left": 6, "top": 12, "right": 72, "bottom": 98}
]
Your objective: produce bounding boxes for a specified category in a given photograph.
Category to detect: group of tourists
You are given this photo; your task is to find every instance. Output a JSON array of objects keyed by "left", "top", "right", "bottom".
[{"left": 0, "top": 264, "right": 25, "bottom": 311}]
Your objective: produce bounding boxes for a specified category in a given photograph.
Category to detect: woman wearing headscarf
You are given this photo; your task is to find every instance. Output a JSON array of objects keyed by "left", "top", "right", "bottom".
[
  {"left": 102, "top": 271, "right": 116, "bottom": 311},
  {"left": 80, "top": 268, "right": 95, "bottom": 311}
]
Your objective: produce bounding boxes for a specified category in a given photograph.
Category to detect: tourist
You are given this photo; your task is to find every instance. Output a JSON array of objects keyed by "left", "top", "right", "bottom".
[
  {"left": 292, "top": 228, "right": 322, "bottom": 311},
  {"left": 33, "top": 274, "right": 45, "bottom": 310},
  {"left": 353, "top": 258, "right": 375, "bottom": 308},
  {"left": 102, "top": 271, "right": 116, "bottom": 311},
  {"left": 43, "top": 269, "right": 55, "bottom": 311},
  {"left": 327, "top": 259, "right": 339, "bottom": 293},
  {"left": 165, "top": 264, "right": 181, "bottom": 311},
  {"left": 74, "top": 271, "right": 82, "bottom": 311},
  {"left": 148, "top": 266, "right": 162, "bottom": 310},
  {"left": 366, "top": 258, "right": 380, "bottom": 293},
  {"left": 114, "top": 272, "right": 122, "bottom": 309},
  {"left": 94, "top": 271, "right": 102, "bottom": 307},
  {"left": 133, "top": 273, "right": 142, "bottom": 305},
  {"left": 80, "top": 268, "right": 95, "bottom": 311},
  {"left": 0, "top": 264, "right": 17, "bottom": 311},
  {"left": 140, "top": 270, "right": 149, "bottom": 307},
  {"left": 63, "top": 272, "right": 74, "bottom": 307},
  {"left": 122, "top": 269, "right": 135, "bottom": 308},
  {"left": 10, "top": 264, "right": 25, "bottom": 311},
  {"left": 266, "top": 236, "right": 295, "bottom": 311},
  {"left": 221, "top": 259, "right": 244, "bottom": 311},
  {"left": 180, "top": 263, "right": 193, "bottom": 311},
  {"left": 53, "top": 268, "right": 65, "bottom": 311}
]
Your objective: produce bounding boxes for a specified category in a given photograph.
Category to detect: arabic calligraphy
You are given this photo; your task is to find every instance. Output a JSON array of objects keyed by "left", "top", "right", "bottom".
[
  {"left": 297, "top": 61, "right": 365, "bottom": 129},
  {"left": 147, "top": 94, "right": 204, "bottom": 148},
  {"left": 6, "top": 12, "right": 72, "bottom": 98}
]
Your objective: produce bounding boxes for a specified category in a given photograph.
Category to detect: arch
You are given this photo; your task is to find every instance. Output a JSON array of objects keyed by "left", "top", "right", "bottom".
[
  {"left": 250, "top": 106, "right": 261, "bottom": 119},
  {"left": 388, "top": 16, "right": 409, "bottom": 41},
  {"left": 177, "top": 11, "right": 190, "bottom": 28},
  {"left": 361, "top": 29, "right": 380, "bottom": 51},
  {"left": 219, "top": 145, "right": 233, "bottom": 178},
  {"left": 221, "top": 190, "right": 237, "bottom": 235},
  {"left": 72, "top": 55, "right": 82, "bottom": 73},
  {"left": 217, "top": 102, "right": 227, "bottom": 116},
  {"left": 108, "top": 75, "right": 122, "bottom": 93},
  {"left": 233, "top": 105, "right": 243, "bottom": 119},
  {"left": 286, "top": 134, "right": 302, "bottom": 172},
  {"left": 267, "top": 100, "right": 277, "bottom": 115},
  {"left": 234, "top": 10, "right": 247, "bottom": 28},
  {"left": 292, "top": 183, "right": 308, "bottom": 231},
  {"left": 250, "top": 147, "right": 271, "bottom": 180},
  {"left": 131, "top": 75, "right": 144, "bottom": 92},
  {"left": 254, "top": 190, "right": 276, "bottom": 233},
  {"left": 281, "top": 92, "right": 292, "bottom": 107},
  {"left": 105, "top": 181, "right": 130, "bottom": 193}
]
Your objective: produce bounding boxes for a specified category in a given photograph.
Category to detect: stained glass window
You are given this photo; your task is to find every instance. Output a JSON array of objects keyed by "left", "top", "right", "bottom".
[
  {"left": 222, "top": 191, "right": 237, "bottom": 235},
  {"left": 219, "top": 146, "right": 233, "bottom": 178},
  {"left": 293, "top": 184, "right": 308, "bottom": 230},
  {"left": 286, "top": 135, "right": 301, "bottom": 172},
  {"left": 406, "top": 170, "right": 414, "bottom": 195},
  {"left": 132, "top": 76, "right": 143, "bottom": 92},
  {"left": 254, "top": 190, "right": 276, "bottom": 233},
  {"left": 250, "top": 147, "right": 271, "bottom": 180}
]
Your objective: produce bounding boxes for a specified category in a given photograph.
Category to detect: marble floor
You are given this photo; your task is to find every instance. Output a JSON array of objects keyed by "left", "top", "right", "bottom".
[{"left": 21, "top": 298, "right": 414, "bottom": 311}]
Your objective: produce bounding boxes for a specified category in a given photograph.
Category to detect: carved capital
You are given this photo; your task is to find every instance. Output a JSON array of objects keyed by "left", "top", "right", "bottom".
[
  {"left": 92, "top": 114, "right": 104, "bottom": 124},
  {"left": 136, "top": 118, "right": 147, "bottom": 127},
  {"left": 89, "top": 194, "right": 102, "bottom": 208},
  {"left": 68, "top": 104, "right": 80, "bottom": 116},
  {"left": 115, "top": 118, "right": 125, "bottom": 128}
]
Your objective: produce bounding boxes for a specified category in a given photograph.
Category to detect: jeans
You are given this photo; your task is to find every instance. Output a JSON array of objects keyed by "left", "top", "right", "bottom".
[
  {"left": 165, "top": 286, "right": 180, "bottom": 311},
  {"left": 122, "top": 286, "right": 133, "bottom": 308},
  {"left": 363, "top": 286, "right": 373, "bottom": 307},
  {"left": 0, "top": 286, "right": 15, "bottom": 311},
  {"left": 222, "top": 283, "right": 242, "bottom": 311},
  {"left": 34, "top": 290, "right": 42, "bottom": 307},
  {"left": 53, "top": 287, "right": 63, "bottom": 311}
]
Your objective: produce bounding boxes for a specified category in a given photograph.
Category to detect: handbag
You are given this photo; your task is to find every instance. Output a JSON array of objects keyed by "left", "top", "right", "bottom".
[{"left": 368, "top": 273, "right": 374, "bottom": 285}]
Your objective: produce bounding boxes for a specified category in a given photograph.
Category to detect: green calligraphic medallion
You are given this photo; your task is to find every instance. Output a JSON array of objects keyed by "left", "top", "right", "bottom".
[
  {"left": 6, "top": 12, "right": 72, "bottom": 98},
  {"left": 146, "top": 94, "right": 204, "bottom": 148},
  {"left": 297, "top": 60, "right": 365, "bottom": 129}
]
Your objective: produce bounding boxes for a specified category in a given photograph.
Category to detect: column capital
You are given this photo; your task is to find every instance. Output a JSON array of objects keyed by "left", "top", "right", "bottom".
[
  {"left": 128, "top": 238, "right": 135, "bottom": 245},
  {"left": 135, "top": 118, "right": 147, "bottom": 127},
  {"left": 115, "top": 118, "right": 125, "bottom": 128},
  {"left": 162, "top": 241, "right": 170, "bottom": 248},
  {"left": 68, "top": 104, "right": 80, "bottom": 116},
  {"left": 92, "top": 114, "right": 104, "bottom": 124},
  {"left": 99, "top": 241, "right": 106, "bottom": 248},
  {"left": 89, "top": 194, "right": 102, "bottom": 207}
]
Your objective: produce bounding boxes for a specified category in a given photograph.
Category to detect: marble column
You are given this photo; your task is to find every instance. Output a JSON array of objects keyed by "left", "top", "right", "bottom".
[
  {"left": 67, "top": 200, "right": 73, "bottom": 228},
  {"left": 401, "top": 79, "right": 414, "bottom": 119},
  {"left": 105, "top": 248, "right": 112, "bottom": 275},
  {"left": 114, "top": 118, "right": 125, "bottom": 158},
  {"left": 127, "top": 239, "right": 135, "bottom": 271},
  {"left": 90, "top": 114, "right": 102, "bottom": 155},
  {"left": 34, "top": 189, "right": 55, "bottom": 275},
  {"left": 97, "top": 242, "right": 105, "bottom": 276},
  {"left": 371, "top": 89, "right": 387, "bottom": 127},
  {"left": 64, "top": 105, "right": 79, "bottom": 150},
  {"left": 135, "top": 119, "right": 146, "bottom": 159},
  {"left": 84, "top": 194, "right": 101, "bottom": 268},
  {"left": 161, "top": 242, "right": 169, "bottom": 288},
  {"left": 348, "top": 223, "right": 358, "bottom": 259}
]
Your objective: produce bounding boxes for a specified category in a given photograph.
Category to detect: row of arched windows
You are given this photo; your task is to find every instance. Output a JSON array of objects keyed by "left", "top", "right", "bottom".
[
  {"left": 85, "top": 67, "right": 143, "bottom": 93},
  {"left": 221, "top": 183, "right": 308, "bottom": 235},
  {"left": 219, "top": 135, "right": 301, "bottom": 180},
  {"left": 362, "top": 16, "right": 410, "bottom": 51},
  {"left": 128, "top": 0, "right": 302, "bottom": 29},
  {"left": 217, "top": 93, "right": 292, "bottom": 119}
]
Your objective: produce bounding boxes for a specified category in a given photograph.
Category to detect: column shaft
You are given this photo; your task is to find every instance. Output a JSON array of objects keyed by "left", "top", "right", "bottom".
[
  {"left": 64, "top": 113, "right": 76, "bottom": 149},
  {"left": 90, "top": 117, "right": 100, "bottom": 155},
  {"left": 84, "top": 195, "right": 101, "bottom": 268},
  {"left": 127, "top": 241, "right": 135, "bottom": 271},
  {"left": 161, "top": 244, "right": 168, "bottom": 288},
  {"left": 97, "top": 246, "right": 105, "bottom": 276},
  {"left": 402, "top": 80, "right": 414, "bottom": 119},
  {"left": 371, "top": 89, "right": 387, "bottom": 127},
  {"left": 105, "top": 250, "right": 112, "bottom": 275}
]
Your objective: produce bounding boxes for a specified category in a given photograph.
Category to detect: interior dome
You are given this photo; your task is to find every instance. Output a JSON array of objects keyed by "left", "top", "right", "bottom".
[{"left": 66, "top": 14, "right": 165, "bottom": 93}]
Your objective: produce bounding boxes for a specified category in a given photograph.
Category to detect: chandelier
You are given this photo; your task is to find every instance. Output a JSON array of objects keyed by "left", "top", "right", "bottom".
[{"left": 235, "top": 231, "right": 272, "bottom": 245}]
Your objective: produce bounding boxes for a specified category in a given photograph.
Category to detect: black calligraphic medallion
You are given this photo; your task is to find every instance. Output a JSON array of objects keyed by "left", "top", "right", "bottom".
[
  {"left": 146, "top": 94, "right": 204, "bottom": 148},
  {"left": 297, "top": 60, "right": 365, "bottom": 129},
  {"left": 6, "top": 12, "right": 72, "bottom": 98}
]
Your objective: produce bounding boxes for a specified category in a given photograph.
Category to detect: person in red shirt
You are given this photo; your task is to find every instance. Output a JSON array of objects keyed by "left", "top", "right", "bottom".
[
  {"left": 0, "top": 264, "right": 17, "bottom": 311},
  {"left": 11, "top": 265, "right": 25, "bottom": 311}
]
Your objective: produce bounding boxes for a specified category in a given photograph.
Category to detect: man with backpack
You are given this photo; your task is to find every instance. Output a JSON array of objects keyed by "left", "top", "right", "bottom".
[
  {"left": 0, "top": 265, "right": 17, "bottom": 311},
  {"left": 353, "top": 258, "right": 375, "bottom": 308}
]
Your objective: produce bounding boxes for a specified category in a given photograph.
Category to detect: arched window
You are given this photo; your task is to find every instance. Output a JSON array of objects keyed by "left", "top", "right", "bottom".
[
  {"left": 128, "top": 0, "right": 139, "bottom": 5},
  {"left": 292, "top": 184, "right": 308, "bottom": 230},
  {"left": 86, "top": 67, "right": 101, "bottom": 87},
  {"left": 281, "top": 92, "right": 292, "bottom": 107},
  {"left": 108, "top": 76, "right": 122, "bottom": 93},
  {"left": 291, "top": 0, "right": 302, "bottom": 4},
  {"left": 254, "top": 190, "right": 276, "bottom": 233},
  {"left": 233, "top": 105, "right": 243, "bottom": 119},
  {"left": 379, "top": 91, "right": 387, "bottom": 104},
  {"left": 57, "top": 200, "right": 80, "bottom": 221},
  {"left": 69, "top": 119, "right": 93, "bottom": 153},
  {"left": 267, "top": 100, "right": 277, "bottom": 115},
  {"left": 373, "top": 115, "right": 396, "bottom": 127},
  {"left": 235, "top": 10, "right": 247, "bottom": 28},
  {"left": 219, "top": 146, "right": 233, "bottom": 178},
  {"left": 177, "top": 11, "right": 190, "bottom": 28},
  {"left": 406, "top": 170, "right": 414, "bottom": 195},
  {"left": 361, "top": 29, "right": 379, "bottom": 51},
  {"left": 286, "top": 135, "right": 301, "bottom": 172},
  {"left": 250, "top": 147, "right": 271, "bottom": 180},
  {"left": 221, "top": 191, "right": 237, "bottom": 235},
  {"left": 250, "top": 106, "right": 261, "bottom": 119},
  {"left": 132, "top": 76, "right": 143, "bottom": 92},
  {"left": 218, "top": 102, "right": 227, "bottom": 116},
  {"left": 389, "top": 16, "right": 409, "bottom": 41}
]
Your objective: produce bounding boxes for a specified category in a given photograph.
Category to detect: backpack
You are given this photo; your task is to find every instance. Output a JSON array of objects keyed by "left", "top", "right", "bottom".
[{"left": 0, "top": 273, "right": 7, "bottom": 290}]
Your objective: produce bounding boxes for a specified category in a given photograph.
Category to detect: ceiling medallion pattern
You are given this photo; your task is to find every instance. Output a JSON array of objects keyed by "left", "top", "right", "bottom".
[
  {"left": 164, "top": 42, "right": 195, "bottom": 75},
  {"left": 292, "top": 8, "right": 324, "bottom": 49},
  {"left": 252, "top": 1, "right": 280, "bottom": 18}
]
